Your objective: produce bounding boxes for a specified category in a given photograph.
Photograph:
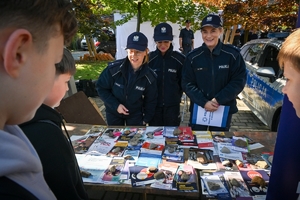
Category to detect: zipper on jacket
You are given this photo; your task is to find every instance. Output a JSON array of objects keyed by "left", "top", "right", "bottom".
[
  {"left": 211, "top": 52, "right": 215, "bottom": 97},
  {"left": 162, "top": 59, "right": 165, "bottom": 106},
  {"left": 123, "top": 73, "right": 128, "bottom": 100}
]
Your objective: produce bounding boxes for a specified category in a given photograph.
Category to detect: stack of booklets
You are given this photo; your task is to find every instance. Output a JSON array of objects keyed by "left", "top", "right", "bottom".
[
  {"left": 162, "top": 144, "right": 184, "bottom": 163},
  {"left": 163, "top": 126, "right": 179, "bottom": 138},
  {"left": 172, "top": 164, "right": 198, "bottom": 191},
  {"left": 129, "top": 165, "right": 157, "bottom": 187},
  {"left": 200, "top": 171, "right": 231, "bottom": 199},
  {"left": 135, "top": 153, "right": 162, "bottom": 168},
  {"left": 86, "top": 136, "right": 116, "bottom": 156},
  {"left": 187, "top": 148, "right": 217, "bottom": 170},
  {"left": 140, "top": 141, "right": 164, "bottom": 155},
  {"left": 177, "top": 126, "right": 197, "bottom": 148},
  {"left": 194, "top": 131, "right": 215, "bottom": 153},
  {"left": 75, "top": 154, "right": 112, "bottom": 183},
  {"left": 106, "top": 141, "right": 127, "bottom": 157},
  {"left": 101, "top": 157, "right": 126, "bottom": 184},
  {"left": 150, "top": 161, "right": 179, "bottom": 190},
  {"left": 144, "top": 126, "right": 165, "bottom": 144}
]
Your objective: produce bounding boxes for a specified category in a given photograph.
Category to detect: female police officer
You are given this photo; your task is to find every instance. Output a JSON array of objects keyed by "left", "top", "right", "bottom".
[
  {"left": 148, "top": 22, "right": 185, "bottom": 126},
  {"left": 182, "top": 14, "right": 246, "bottom": 131},
  {"left": 96, "top": 32, "right": 157, "bottom": 126}
]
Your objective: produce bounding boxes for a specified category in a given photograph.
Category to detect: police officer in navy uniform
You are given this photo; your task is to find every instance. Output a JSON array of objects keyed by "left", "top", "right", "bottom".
[
  {"left": 179, "top": 20, "right": 194, "bottom": 55},
  {"left": 148, "top": 22, "right": 185, "bottom": 126},
  {"left": 182, "top": 14, "right": 246, "bottom": 131},
  {"left": 96, "top": 32, "right": 157, "bottom": 126}
]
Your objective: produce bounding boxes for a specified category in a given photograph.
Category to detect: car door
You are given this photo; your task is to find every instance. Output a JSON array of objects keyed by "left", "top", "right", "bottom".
[
  {"left": 240, "top": 42, "right": 268, "bottom": 123},
  {"left": 257, "top": 43, "right": 284, "bottom": 129},
  {"left": 241, "top": 40, "right": 284, "bottom": 129}
]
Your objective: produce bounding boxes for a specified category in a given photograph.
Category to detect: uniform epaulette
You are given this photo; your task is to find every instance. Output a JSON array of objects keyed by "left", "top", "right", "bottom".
[
  {"left": 185, "top": 46, "right": 202, "bottom": 58},
  {"left": 172, "top": 51, "right": 185, "bottom": 59},
  {"left": 107, "top": 59, "right": 124, "bottom": 69},
  {"left": 225, "top": 44, "right": 241, "bottom": 52}
]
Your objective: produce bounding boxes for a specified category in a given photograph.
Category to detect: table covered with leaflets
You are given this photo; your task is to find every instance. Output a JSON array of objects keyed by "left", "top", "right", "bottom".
[{"left": 65, "top": 123, "right": 277, "bottom": 200}]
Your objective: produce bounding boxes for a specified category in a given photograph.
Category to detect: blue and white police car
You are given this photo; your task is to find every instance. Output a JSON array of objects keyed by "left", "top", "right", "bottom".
[{"left": 238, "top": 33, "right": 290, "bottom": 131}]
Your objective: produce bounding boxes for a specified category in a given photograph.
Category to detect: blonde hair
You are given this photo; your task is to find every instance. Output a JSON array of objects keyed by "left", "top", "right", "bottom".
[
  {"left": 278, "top": 28, "right": 300, "bottom": 73},
  {"left": 142, "top": 48, "right": 149, "bottom": 65}
]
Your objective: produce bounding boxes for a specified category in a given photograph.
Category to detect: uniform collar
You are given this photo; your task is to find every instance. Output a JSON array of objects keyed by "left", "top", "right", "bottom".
[
  {"left": 203, "top": 39, "right": 222, "bottom": 56},
  {"left": 155, "top": 44, "right": 173, "bottom": 57},
  {"left": 121, "top": 58, "right": 148, "bottom": 77}
]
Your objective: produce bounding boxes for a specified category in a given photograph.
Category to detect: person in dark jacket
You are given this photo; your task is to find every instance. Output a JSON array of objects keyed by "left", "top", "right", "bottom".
[
  {"left": 182, "top": 14, "right": 246, "bottom": 131},
  {"left": 179, "top": 20, "right": 195, "bottom": 55},
  {"left": 96, "top": 32, "right": 157, "bottom": 126},
  {"left": 148, "top": 22, "right": 185, "bottom": 126},
  {"left": 19, "top": 49, "right": 89, "bottom": 200}
]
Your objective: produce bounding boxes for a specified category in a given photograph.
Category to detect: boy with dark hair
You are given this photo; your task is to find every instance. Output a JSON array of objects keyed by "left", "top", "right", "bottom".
[
  {"left": 20, "top": 49, "right": 89, "bottom": 200},
  {"left": 0, "top": 1, "right": 77, "bottom": 199}
]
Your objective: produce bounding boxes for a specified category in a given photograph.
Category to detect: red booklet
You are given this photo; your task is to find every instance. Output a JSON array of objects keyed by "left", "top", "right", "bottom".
[{"left": 178, "top": 126, "right": 194, "bottom": 142}]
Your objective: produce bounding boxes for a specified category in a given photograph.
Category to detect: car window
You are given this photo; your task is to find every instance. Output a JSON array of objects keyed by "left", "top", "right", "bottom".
[
  {"left": 240, "top": 44, "right": 253, "bottom": 57},
  {"left": 243, "top": 43, "right": 265, "bottom": 64},
  {"left": 262, "top": 45, "right": 280, "bottom": 77}
]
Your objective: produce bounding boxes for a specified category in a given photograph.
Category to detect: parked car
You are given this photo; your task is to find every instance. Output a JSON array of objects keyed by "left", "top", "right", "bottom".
[
  {"left": 95, "top": 41, "right": 116, "bottom": 57},
  {"left": 238, "top": 33, "right": 290, "bottom": 131},
  {"left": 80, "top": 29, "right": 116, "bottom": 57},
  {"left": 80, "top": 36, "right": 98, "bottom": 50}
]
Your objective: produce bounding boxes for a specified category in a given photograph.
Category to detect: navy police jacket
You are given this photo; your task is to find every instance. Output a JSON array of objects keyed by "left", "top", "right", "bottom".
[
  {"left": 182, "top": 40, "right": 246, "bottom": 114},
  {"left": 96, "top": 58, "right": 157, "bottom": 123},
  {"left": 148, "top": 45, "right": 185, "bottom": 107}
]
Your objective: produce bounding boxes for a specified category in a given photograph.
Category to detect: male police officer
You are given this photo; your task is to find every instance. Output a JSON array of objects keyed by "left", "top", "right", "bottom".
[{"left": 179, "top": 20, "right": 194, "bottom": 55}]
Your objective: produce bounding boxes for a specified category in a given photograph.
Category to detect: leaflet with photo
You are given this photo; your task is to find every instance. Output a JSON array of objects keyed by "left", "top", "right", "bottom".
[
  {"left": 101, "top": 157, "right": 126, "bottom": 184},
  {"left": 75, "top": 154, "right": 112, "bottom": 183},
  {"left": 150, "top": 161, "right": 179, "bottom": 190},
  {"left": 135, "top": 153, "right": 162, "bottom": 168},
  {"left": 86, "top": 136, "right": 115, "bottom": 155},
  {"left": 239, "top": 170, "right": 269, "bottom": 196},
  {"left": 106, "top": 141, "right": 128, "bottom": 157},
  {"left": 129, "top": 165, "right": 156, "bottom": 187},
  {"left": 201, "top": 174, "right": 228, "bottom": 195},
  {"left": 223, "top": 171, "right": 251, "bottom": 198},
  {"left": 217, "top": 143, "right": 244, "bottom": 161}
]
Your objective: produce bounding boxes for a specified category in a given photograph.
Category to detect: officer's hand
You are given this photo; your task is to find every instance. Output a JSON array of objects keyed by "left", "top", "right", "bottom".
[
  {"left": 204, "top": 101, "right": 219, "bottom": 112},
  {"left": 179, "top": 47, "right": 183, "bottom": 51},
  {"left": 117, "top": 104, "right": 129, "bottom": 115}
]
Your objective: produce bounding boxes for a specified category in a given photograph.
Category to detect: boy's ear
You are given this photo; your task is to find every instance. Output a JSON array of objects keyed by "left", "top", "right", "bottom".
[{"left": 3, "top": 29, "right": 33, "bottom": 78}]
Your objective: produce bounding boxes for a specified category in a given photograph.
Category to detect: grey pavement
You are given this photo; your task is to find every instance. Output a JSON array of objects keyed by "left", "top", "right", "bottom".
[{"left": 90, "top": 96, "right": 270, "bottom": 132}]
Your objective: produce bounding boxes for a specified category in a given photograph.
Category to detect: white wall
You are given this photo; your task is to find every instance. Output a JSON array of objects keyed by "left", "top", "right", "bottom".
[{"left": 114, "top": 13, "right": 203, "bottom": 59}]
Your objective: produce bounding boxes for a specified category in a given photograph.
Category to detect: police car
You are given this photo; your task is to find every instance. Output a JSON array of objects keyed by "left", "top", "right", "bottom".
[{"left": 238, "top": 32, "right": 290, "bottom": 131}]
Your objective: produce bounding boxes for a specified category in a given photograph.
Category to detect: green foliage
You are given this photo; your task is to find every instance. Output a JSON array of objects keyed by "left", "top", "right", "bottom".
[
  {"left": 100, "top": 0, "right": 217, "bottom": 31},
  {"left": 74, "top": 61, "right": 108, "bottom": 80},
  {"left": 71, "top": 0, "right": 112, "bottom": 39}
]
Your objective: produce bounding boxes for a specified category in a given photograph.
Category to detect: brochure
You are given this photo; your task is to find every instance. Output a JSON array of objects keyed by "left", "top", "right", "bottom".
[
  {"left": 192, "top": 104, "right": 229, "bottom": 127},
  {"left": 129, "top": 165, "right": 156, "bottom": 187},
  {"left": 223, "top": 171, "right": 251, "bottom": 198},
  {"left": 135, "top": 153, "right": 162, "bottom": 168},
  {"left": 101, "top": 157, "right": 126, "bottom": 184},
  {"left": 75, "top": 154, "right": 112, "bottom": 183}
]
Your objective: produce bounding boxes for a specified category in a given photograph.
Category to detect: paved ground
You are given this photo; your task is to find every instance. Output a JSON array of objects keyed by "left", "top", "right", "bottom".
[{"left": 90, "top": 96, "right": 270, "bottom": 132}]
